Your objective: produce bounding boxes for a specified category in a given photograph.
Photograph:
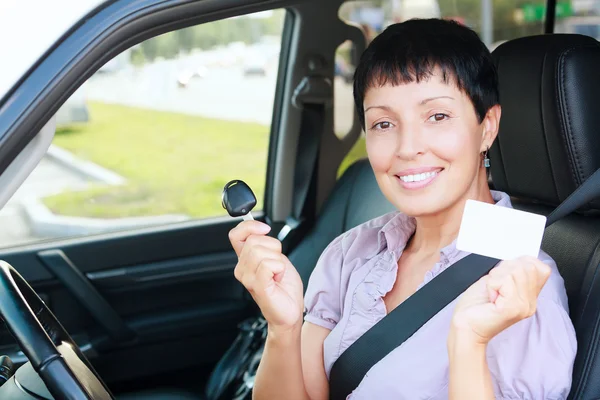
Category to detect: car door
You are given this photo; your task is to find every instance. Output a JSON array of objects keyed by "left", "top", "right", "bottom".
[
  {"left": 0, "top": 0, "right": 368, "bottom": 394},
  {"left": 0, "top": 0, "right": 296, "bottom": 393}
]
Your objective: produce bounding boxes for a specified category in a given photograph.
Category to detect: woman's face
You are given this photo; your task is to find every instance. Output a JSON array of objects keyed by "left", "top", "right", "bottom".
[{"left": 364, "top": 69, "right": 500, "bottom": 217}]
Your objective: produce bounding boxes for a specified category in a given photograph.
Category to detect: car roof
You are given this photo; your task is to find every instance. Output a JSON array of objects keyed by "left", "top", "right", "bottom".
[{"left": 0, "top": 0, "right": 106, "bottom": 99}]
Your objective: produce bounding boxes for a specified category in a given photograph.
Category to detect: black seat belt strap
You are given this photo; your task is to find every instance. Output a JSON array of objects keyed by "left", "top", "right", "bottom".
[
  {"left": 277, "top": 73, "right": 332, "bottom": 245},
  {"left": 328, "top": 254, "right": 500, "bottom": 400},
  {"left": 546, "top": 168, "right": 600, "bottom": 226},
  {"left": 329, "top": 167, "right": 600, "bottom": 399},
  {"left": 290, "top": 103, "right": 323, "bottom": 222}
]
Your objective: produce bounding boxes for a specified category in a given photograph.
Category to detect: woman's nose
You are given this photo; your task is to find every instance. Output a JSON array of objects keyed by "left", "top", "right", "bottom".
[{"left": 395, "top": 127, "right": 426, "bottom": 160}]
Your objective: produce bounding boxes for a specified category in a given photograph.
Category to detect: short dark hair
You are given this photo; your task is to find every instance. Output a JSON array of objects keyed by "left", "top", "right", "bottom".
[{"left": 353, "top": 18, "right": 500, "bottom": 130}]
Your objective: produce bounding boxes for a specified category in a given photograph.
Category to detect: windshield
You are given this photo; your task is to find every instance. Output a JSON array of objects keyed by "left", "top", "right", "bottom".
[{"left": 0, "top": 0, "right": 106, "bottom": 100}]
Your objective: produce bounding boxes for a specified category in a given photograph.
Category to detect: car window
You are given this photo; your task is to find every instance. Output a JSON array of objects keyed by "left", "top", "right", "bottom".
[
  {"left": 0, "top": 9, "right": 286, "bottom": 248},
  {"left": 335, "top": 0, "right": 553, "bottom": 178},
  {"left": 554, "top": 1, "right": 600, "bottom": 39}
]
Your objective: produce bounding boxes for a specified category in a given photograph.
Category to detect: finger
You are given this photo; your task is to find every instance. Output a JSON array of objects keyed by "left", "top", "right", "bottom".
[
  {"left": 499, "top": 257, "right": 550, "bottom": 317},
  {"left": 245, "top": 234, "right": 282, "bottom": 254},
  {"left": 510, "top": 262, "right": 533, "bottom": 296},
  {"left": 468, "top": 275, "right": 496, "bottom": 302},
  {"left": 513, "top": 264, "right": 540, "bottom": 316},
  {"left": 486, "top": 264, "right": 510, "bottom": 302},
  {"left": 515, "top": 256, "right": 550, "bottom": 278},
  {"left": 487, "top": 285, "right": 499, "bottom": 303},
  {"left": 488, "top": 260, "right": 517, "bottom": 279},
  {"left": 254, "top": 257, "right": 286, "bottom": 294},
  {"left": 235, "top": 236, "right": 282, "bottom": 282},
  {"left": 487, "top": 272, "right": 510, "bottom": 293},
  {"left": 240, "top": 255, "right": 282, "bottom": 293},
  {"left": 493, "top": 257, "right": 541, "bottom": 295},
  {"left": 531, "top": 259, "right": 552, "bottom": 289},
  {"left": 243, "top": 244, "right": 281, "bottom": 273},
  {"left": 505, "top": 273, "right": 534, "bottom": 319},
  {"left": 277, "top": 254, "right": 297, "bottom": 284},
  {"left": 521, "top": 259, "right": 551, "bottom": 315},
  {"left": 487, "top": 274, "right": 521, "bottom": 317},
  {"left": 236, "top": 244, "right": 281, "bottom": 284},
  {"left": 228, "top": 221, "right": 272, "bottom": 255},
  {"left": 515, "top": 257, "right": 551, "bottom": 297}
]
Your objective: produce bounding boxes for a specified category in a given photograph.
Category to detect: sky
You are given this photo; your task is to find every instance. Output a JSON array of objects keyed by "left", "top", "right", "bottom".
[
  {"left": 0, "top": 0, "right": 106, "bottom": 98},
  {"left": 0, "top": 0, "right": 278, "bottom": 98}
]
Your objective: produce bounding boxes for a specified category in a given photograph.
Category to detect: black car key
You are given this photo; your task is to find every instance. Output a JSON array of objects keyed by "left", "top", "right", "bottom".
[{"left": 222, "top": 180, "right": 257, "bottom": 220}]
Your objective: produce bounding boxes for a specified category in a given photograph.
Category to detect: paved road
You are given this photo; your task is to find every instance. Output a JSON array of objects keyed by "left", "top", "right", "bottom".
[{"left": 0, "top": 158, "right": 92, "bottom": 248}]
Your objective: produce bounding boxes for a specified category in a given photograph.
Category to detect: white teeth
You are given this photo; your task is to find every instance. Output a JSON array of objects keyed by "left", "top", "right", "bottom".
[{"left": 399, "top": 171, "right": 438, "bottom": 183}]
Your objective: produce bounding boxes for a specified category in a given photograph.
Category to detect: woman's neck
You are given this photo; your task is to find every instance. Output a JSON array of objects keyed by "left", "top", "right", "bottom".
[{"left": 407, "top": 179, "right": 495, "bottom": 256}]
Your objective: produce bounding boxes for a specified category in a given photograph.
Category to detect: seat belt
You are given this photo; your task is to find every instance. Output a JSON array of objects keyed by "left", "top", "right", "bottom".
[
  {"left": 329, "top": 168, "right": 600, "bottom": 400},
  {"left": 277, "top": 73, "right": 332, "bottom": 250},
  {"left": 285, "top": 103, "right": 323, "bottom": 228}
]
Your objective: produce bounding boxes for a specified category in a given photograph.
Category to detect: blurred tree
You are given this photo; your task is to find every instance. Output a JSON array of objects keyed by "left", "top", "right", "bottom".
[
  {"left": 439, "top": 0, "right": 547, "bottom": 42},
  {"left": 140, "top": 38, "right": 159, "bottom": 61},
  {"left": 130, "top": 46, "right": 146, "bottom": 67},
  {"left": 132, "top": 10, "right": 286, "bottom": 64},
  {"left": 177, "top": 28, "right": 196, "bottom": 53}
]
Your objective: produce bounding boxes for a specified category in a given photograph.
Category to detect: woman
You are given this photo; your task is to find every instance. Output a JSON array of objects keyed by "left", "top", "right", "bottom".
[{"left": 228, "top": 19, "right": 577, "bottom": 399}]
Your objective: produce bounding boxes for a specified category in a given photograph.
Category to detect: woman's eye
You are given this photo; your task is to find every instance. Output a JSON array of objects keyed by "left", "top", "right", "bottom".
[
  {"left": 428, "top": 113, "right": 449, "bottom": 122},
  {"left": 373, "top": 121, "right": 392, "bottom": 130}
]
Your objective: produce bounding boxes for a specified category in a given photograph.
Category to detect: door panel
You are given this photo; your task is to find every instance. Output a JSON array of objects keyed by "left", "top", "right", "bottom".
[
  {"left": 0, "top": 0, "right": 297, "bottom": 394},
  {"left": 0, "top": 217, "right": 255, "bottom": 387},
  {"left": 0, "top": 0, "right": 293, "bottom": 390}
]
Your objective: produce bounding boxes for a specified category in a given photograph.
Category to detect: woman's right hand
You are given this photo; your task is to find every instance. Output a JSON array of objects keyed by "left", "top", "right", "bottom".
[{"left": 229, "top": 220, "right": 305, "bottom": 330}]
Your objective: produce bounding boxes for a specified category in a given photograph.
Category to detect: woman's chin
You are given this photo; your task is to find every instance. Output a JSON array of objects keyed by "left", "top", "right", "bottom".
[
  {"left": 392, "top": 194, "right": 454, "bottom": 218},
  {"left": 397, "top": 204, "right": 443, "bottom": 218}
]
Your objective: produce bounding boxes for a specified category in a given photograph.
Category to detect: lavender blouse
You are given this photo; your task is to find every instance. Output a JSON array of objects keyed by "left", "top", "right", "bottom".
[{"left": 304, "top": 191, "right": 577, "bottom": 399}]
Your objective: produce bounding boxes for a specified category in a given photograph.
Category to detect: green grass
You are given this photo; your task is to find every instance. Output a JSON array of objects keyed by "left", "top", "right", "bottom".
[
  {"left": 44, "top": 102, "right": 269, "bottom": 218},
  {"left": 44, "top": 102, "right": 368, "bottom": 219}
]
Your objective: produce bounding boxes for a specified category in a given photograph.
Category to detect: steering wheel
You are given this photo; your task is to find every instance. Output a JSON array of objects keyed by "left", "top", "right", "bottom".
[{"left": 0, "top": 261, "right": 114, "bottom": 399}]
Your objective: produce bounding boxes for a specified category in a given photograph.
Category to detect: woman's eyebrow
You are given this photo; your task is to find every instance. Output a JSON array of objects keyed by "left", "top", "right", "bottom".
[
  {"left": 419, "top": 96, "right": 455, "bottom": 105},
  {"left": 364, "top": 105, "right": 393, "bottom": 113}
]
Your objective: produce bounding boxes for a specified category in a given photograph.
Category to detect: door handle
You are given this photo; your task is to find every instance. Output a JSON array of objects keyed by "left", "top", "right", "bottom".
[{"left": 37, "top": 249, "right": 136, "bottom": 343}]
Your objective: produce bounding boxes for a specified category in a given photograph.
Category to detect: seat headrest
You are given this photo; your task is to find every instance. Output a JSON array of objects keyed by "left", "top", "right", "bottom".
[{"left": 490, "top": 34, "right": 600, "bottom": 210}]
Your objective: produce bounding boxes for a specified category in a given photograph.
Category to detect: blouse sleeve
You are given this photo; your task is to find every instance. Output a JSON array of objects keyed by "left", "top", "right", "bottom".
[{"left": 303, "top": 236, "right": 345, "bottom": 331}]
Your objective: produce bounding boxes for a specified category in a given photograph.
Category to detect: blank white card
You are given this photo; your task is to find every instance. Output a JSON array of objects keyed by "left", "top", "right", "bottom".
[{"left": 456, "top": 199, "right": 547, "bottom": 261}]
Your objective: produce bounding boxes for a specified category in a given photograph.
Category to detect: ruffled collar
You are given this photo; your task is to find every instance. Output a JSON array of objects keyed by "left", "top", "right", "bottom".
[{"left": 376, "top": 190, "right": 512, "bottom": 262}]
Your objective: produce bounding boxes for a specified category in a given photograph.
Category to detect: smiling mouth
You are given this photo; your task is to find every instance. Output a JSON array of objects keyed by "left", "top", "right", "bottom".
[
  {"left": 398, "top": 170, "right": 439, "bottom": 183},
  {"left": 395, "top": 168, "right": 444, "bottom": 189}
]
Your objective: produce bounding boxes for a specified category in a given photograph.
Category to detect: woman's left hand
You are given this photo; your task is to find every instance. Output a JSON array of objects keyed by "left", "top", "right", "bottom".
[{"left": 450, "top": 256, "right": 551, "bottom": 346}]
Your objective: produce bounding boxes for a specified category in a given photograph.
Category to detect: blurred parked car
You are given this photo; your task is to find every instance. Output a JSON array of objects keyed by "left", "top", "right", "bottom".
[{"left": 243, "top": 55, "right": 268, "bottom": 76}]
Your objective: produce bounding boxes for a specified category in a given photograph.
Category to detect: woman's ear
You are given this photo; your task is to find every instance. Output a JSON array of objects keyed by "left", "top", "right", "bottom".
[{"left": 481, "top": 104, "right": 501, "bottom": 151}]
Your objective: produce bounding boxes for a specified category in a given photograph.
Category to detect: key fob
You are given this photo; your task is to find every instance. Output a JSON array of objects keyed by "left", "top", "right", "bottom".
[{"left": 222, "top": 180, "right": 256, "bottom": 220}]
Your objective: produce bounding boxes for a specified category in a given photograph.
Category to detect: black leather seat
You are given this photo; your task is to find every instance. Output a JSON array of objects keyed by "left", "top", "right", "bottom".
[
  {"left": 489, "top": 34, "right": 600, "bottom": 399},
  {"left": 294, "top": 33, "right": 600, "bottom": 399},
  {"left": 119, "top": 33, "right": 600, "bottom": 399}
]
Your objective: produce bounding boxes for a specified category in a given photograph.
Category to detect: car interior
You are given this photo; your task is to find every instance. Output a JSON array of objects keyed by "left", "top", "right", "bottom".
[{"left": 1, "top": 0, "right": 600, "bottom": 399}]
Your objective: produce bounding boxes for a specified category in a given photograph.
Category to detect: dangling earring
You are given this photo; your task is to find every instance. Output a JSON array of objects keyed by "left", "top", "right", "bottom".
[{"left": 482, "top": 146, "right": 490, "bottom": 168}]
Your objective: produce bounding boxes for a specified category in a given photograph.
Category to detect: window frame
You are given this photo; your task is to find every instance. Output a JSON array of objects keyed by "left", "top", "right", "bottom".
[{"left": 0, "top": 0, "right": 299, "bottom": 247}]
